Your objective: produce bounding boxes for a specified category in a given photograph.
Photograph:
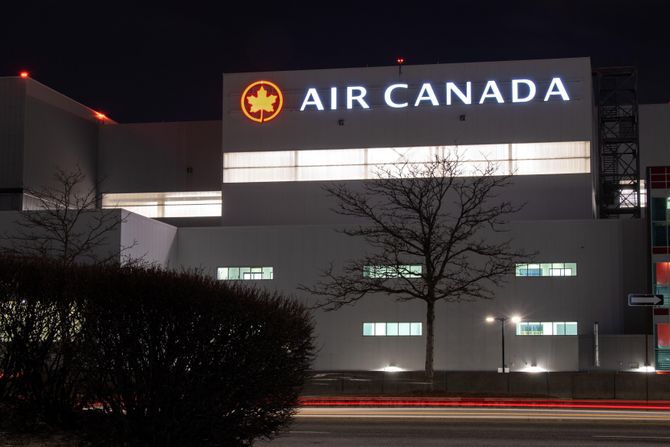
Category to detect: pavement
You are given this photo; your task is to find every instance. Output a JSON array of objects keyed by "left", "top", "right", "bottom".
[{"left": 258, "top": 400, "right": 670, "bottom": 446}]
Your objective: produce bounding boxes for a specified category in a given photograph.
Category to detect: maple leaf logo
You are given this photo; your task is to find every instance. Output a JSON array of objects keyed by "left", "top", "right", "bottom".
[
  {"left": 240, "top": 81, "right": 284, "bottom": 123},
  {"left": 247, "top": 86, "right": 277, "bottom": 114}
]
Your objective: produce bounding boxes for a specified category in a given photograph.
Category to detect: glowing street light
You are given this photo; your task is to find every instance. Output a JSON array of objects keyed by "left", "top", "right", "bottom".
[{"left": 485, "top": 314, "right": 521, "bottom": 373}]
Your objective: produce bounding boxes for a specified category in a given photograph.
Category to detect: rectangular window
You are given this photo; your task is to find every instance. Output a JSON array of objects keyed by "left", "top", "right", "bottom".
[
  {"left": 516, "top": 321, "right": 578, "bottom": 336},
  {"left": 362, "top": 322, "right": 374, "bottom": 336},
  {"left": 362, "top": 322, "right": 422, "bottom": 337},
  {"left": 363, "top": 265, "right": 422, "bottom": 279},
  {"left": 217, "top": 266, "right": 273, "bottom": 280},
  {"left": 516, "top": 262, "right": 577, "bottom": 277},
  {"left": 102, "top": 191, "right": 222, "bottom": 218}
]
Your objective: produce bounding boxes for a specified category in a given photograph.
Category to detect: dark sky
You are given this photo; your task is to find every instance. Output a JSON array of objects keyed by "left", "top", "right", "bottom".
[{"left": 2, "top": 1, "right": 668, "bottom": 123}]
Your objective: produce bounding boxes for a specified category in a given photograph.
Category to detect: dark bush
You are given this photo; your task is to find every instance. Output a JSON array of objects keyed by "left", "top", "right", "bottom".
[
  {"left": 0, "top": 256, "right": 314, "bottom": 446},
  {"left": 0, "top": 257, "right": 85, "bottom": 429}
]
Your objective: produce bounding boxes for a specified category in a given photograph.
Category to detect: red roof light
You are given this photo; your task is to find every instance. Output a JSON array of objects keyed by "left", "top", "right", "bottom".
[
  {"left": 19, "top": 71, "right": 29, "bottom": 78},
  {"left": 94, "top": 112, "right": 107, "bottom": 121}
]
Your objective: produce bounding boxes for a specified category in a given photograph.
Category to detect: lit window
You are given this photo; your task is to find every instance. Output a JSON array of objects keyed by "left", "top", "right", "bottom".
[
  {"left": 217, "top": 266, "right": 273, "bottom": 281},
  {"left": 362, "top": 322, "right": 422, "bottom": 336},
  {"left": 363, "top": 265, "right": 422, "bottom": 279},
  {"left": 363, "top": 323, "right": 374, "bottom": 336},
  {"left": 223, "top": 141, "right": 591, "bottom": 183},
  {"left": 102, "top": 191, "right": 222, "bottom": 218},
  {"left": 516, "top": 321, "right": 578, "bottom": 336},
  {"left": 516, "top": 263, "right": 577, "bottom": 277}
]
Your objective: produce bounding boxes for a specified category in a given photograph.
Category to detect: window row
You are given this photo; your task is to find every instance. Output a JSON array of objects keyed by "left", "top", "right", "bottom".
[
  {"left": 223, "top": 141, "right": 591, "bottom": 183},
  {"left": 217, "top": 267, "right": 274, "bottom": 281},
  {"left": 216, "top": 263, "right": 579, "bottom": 281},
  {"left": 363, "top": 322, "right": 423, "bottom": 337},
  {"left": 515, "top": 262, "right": 577, "bottom": 277},
  {"left": 363, "top": 265, "right": 422, "bottom": 279},
  {"left": 516, "top": 321, "right": 578, "bottom": 336},
  {"left": 102, "top": 191, "right": 222, "bottom": 218}
]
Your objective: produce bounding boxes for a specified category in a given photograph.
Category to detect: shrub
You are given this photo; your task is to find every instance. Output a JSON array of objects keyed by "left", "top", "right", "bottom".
[
  {"left": 79, "top": 265, "right": 314, "bottom": 446},
  {"left": 0, "top": 257, "right": 85, "bottom": 429},
  {"left": 0, "top": 257, "right": 314, "bottom": 446}
]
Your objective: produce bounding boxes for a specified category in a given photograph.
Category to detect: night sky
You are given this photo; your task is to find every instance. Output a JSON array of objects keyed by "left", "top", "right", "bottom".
[{"left": 2, "top": 1, "right": 668, "bottom": 123}]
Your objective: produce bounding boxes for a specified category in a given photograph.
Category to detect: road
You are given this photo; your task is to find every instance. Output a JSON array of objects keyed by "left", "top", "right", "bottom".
[{"left": 258, "top": 407, "right": 670, "bottom": 446}]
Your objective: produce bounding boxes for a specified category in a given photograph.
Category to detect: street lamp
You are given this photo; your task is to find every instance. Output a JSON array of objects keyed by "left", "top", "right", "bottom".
[{"left": 485, "top": 315, "right": 521, "bottom": 373}]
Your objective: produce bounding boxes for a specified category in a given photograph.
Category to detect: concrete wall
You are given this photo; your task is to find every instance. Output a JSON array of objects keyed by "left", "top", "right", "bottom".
[
  {"left": 175, "top": 218, "right": 647, "bottom": 371},
  {"left": 98, "top": 121, "right": 221, "bottom": 194}
]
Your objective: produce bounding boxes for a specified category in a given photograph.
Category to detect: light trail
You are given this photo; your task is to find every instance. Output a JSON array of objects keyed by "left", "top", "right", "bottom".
[{"left": 296, "top": 407, "right": 670, "bottom": 422}]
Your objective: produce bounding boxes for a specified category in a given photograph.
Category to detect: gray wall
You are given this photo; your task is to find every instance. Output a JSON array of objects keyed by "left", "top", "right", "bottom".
[
  {"left": 121, "top": 211, "right": 178, "bottom": 267},
  {"left": 0, "top": 209, "right": 177, "bottom": 268},
  {"left": 0, "top": 78, "right": 25, "bottom": 192},
  {"left": 223, "top": 57, "right": 593, "bottom": 151},
  {"left": 0, "top": 78, "right": 26, "bottom": 210},
  {"left": 640, "top": 103, "right": 670, "bottom": 172},
  {"left": 221, "top": 174, "right": 594, "bottom": 226},
  {"left": 98, "top": 121, "right": 221, "bottom": 194},
  {"left": 22, "top": 81, "right": 99, "bottom": 198},
  {"left": 0, "top": 210, "right": 121, "bottom": 263},
  {"left": 175, "top": 218, "right": 646, "bottom": 371}
]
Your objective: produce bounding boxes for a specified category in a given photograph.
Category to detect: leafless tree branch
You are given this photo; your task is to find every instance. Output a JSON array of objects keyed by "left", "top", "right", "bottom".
[{"left": 298, "top": 155, "right": 532, "bottom": 381}]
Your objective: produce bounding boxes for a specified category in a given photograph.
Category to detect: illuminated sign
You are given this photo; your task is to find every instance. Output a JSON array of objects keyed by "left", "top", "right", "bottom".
[
  {"left": 240, "top": 77, "right": 572, "bottom": 121},
  {"left": 299, "top": 78, "right": 570, "bottom": 111},
  {"left": 241, "top": 80, "right": 283, "bottom": 123}
]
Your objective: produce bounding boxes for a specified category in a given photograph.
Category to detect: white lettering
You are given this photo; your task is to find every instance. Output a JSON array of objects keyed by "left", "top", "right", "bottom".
[
  {"left": 384, "top": 83, "right": 408, "bottom": 108},
  {"left": 300, "top": 88, "right": 324, "bottom": 111},
  {"left": 347, "top": 86, "right": 369, "bottom": 109},
  {"left": 479, "top": 81, "right": 504, "bottom": 104},
  {"left": 446, "top": 82, "right": 472, "bottom": 105},
  {"left": 414, "top": 83, "right": 439, "bottom": 107},
  {"left": 512, "top": 79, "right": 536, "bottom": 103},
  {"left": 544, "top": 77, "right": 570, "bottom": 101},
  {"left": 330, "top": 87, "right": 337, "bottom": 110}
]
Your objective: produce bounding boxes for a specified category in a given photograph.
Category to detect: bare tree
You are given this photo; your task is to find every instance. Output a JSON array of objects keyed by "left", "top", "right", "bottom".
[
  {"left": 0, "top": 166, "right": 135, "bottom": 266},
  {"left": 300, "top": 156, "right": 529, "bottom": 382}
]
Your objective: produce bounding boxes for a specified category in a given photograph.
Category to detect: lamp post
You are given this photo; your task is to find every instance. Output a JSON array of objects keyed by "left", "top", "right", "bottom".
[{"left": 486, "top": 315, "right": 521, "bottom": 373}]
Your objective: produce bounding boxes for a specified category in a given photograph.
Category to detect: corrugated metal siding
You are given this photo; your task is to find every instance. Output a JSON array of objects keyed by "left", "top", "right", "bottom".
[{"left": 0, "top": 78, "right": 25, "bottom": 189}]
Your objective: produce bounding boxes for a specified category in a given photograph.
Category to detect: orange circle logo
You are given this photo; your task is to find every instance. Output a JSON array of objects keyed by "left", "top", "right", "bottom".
[{"left": 241, "top": 80, "right": 283, "bottom": 123}]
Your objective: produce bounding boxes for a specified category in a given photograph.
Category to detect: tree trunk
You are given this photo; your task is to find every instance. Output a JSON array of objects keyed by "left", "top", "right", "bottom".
[{"left": 425, "top": 299, "right": 435, "bottom": 384}]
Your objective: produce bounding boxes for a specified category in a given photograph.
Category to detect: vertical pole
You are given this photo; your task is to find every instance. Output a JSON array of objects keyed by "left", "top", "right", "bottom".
[
  {"left": 501, "top": 318, "right": 506, "bottom": 373},
  {"left": 594, "top": 321, "right": 600, "bottom": 368}
]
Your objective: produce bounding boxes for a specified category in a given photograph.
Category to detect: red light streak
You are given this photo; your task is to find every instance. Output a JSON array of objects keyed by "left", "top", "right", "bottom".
[{"left": 298, "top": 397, "right": 670, "bottom": 411}]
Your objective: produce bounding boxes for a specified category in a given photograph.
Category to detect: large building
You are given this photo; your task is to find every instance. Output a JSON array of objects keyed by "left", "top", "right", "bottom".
[{"left": 1, "top": 57, "right": 669, "bottom": 372}]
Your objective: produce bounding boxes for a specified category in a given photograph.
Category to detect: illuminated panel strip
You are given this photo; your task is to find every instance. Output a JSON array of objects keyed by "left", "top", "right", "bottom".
[
  {"left": 223, "top": 141, "right": 590, "bottom": 183},
  {"left": 102, "top": 191, "right": 222, "bottom": 218}
]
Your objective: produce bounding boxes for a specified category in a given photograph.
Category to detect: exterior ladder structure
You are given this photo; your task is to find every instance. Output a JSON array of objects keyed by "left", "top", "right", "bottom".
[{"left": 594, "top": 67, "right": 641, "bottom": 219}]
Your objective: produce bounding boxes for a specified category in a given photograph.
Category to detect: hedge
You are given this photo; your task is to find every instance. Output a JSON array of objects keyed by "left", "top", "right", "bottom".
[{"left": 0, "top": 256, "right": 314, "bottom": 446}]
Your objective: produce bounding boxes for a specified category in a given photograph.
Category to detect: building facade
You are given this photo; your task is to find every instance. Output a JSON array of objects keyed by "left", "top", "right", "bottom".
[{"left": 1, "top": 57, "right": 669, "bottom": 372}]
